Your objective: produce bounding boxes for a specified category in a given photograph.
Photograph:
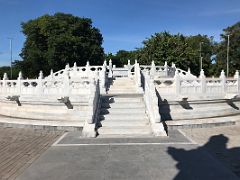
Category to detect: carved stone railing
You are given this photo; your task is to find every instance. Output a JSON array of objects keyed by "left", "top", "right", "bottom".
[
  {"left": 155, "top": 69, "right": 240, "bottom": 99},
  {"left": 142, "top": 71, "right": 167, "bottom": 136},
  {"left": 0, "top": 63, "right": 104, "bottom": 137}
]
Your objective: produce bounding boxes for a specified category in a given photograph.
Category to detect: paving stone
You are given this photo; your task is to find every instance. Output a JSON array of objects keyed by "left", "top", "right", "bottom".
[{"left": 0, "top": 127, "right": 63, "bottom": 180}]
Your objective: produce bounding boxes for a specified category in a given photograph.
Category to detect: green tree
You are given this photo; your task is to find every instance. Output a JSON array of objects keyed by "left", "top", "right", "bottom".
[
  {"left": 215, "top": 22, "right": 240, "bottom": 76},
  {"left": 105, "top": 50, "right": 137, "bottom": 67},
  {"left": 0, "top": 63, "right": 21, "bottom": 80},
  {"left": 17, "top": 13, "right": 104, "bottom": 78},
  {"left": 136, "top": 32, "right": 215, "bottom": 76}
]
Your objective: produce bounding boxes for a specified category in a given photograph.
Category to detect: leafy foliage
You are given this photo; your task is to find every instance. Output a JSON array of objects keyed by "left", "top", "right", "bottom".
[
  {"left": 17, "top": 13, "right": 104, "bottom": 78},
  {"left": 136, "top": 32, "right": 215, "bottom": 76},
  {"left": 105, "top": 50, "right": 137, "bottom": 67},
  {"left": 215, "top": 22, "right": 240, "bottom": 76}
]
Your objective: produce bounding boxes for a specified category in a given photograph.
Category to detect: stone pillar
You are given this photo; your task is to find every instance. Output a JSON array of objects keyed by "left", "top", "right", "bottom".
[
  {"left": 127, "top": 59, "right": 131, "bottom": 77},
  {"left": 108, "top": 59, "right": 113, "bottom": 78},
  {"left": 17, "top": 71, "right": 23, "bottom": 94},
  {"left": 2, "top": 73, "right": 8, "bottom": 94},
  {"left": 88, "top": 79, "right": 96, "bottom": 124},
  {"left": 174, "top": 70, "right": 180, "bottom": 95},
  {"left": 199, "top": 69, "right": 206, "bottom": 94},
  {"left": 234, "top": 70, "right": 240, "bottom": 95},
  {"left": 220, "top": 70, "right": 226, "bottom": 94},
  {"left": 63, "top": 67, "right": 70, "bottom": 96},
  {"left": 170, "top": 63, "right": 176, "bottom": 77},
  {"left": 164, "top": 61, "right": 168, "bottom": 77},
  {"left": 37, "top": 71, "right": 44, "bottom": 95},
  {"left": 86, "top": 61, "right": 90, "bottom": 75},
  {"left": 136, "top": 63, "right": 141, "bottom": 88},
  {"left": 100, "top": 64, "right": 106, "bottom": 94},
  {"left": 150, "top": 61, "right": 156, "bottom": 78}
]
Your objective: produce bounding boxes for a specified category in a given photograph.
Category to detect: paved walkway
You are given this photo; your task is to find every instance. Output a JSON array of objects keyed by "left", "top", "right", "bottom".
[
  {"left": 16, "top": 130, "right": 239, "bottom": 180},
  {"left": 182, "top": 125, "right": 240, "bottom": 177},
  {"left": 0, "top": 127, "right": 62, "bottom": 180},
  {"left": 0, "top": 125, "right": 240, "bottom": 180}
]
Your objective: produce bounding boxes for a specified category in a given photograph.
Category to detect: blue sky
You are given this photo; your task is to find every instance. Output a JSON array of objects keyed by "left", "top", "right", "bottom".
[{"left": 0, "top": 0, "right": 240, "bottom": 66}]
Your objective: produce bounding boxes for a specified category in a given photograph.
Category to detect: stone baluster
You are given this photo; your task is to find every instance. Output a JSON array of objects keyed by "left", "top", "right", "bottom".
[
  {"left": 171, "top": 62, "right": 176, "bottom": 77},
  {"left": 108, "top": 59, "right": 113, "bottom": 78},
  {"left": 86, "top": 61, "right": 90, "bottom": 75},
  {"left": 37, "top": 71, "right": 44, "bottom": 95},
  {"left": 234, "top": 70, "right": 240, "bottom": 94},
  {"left": 127, "top": 59, "right": 131, "bottom": 77},
  {"left": 3, "top": 73, "right": 8, "bottom": 94},
  {"left": 136, "top": 63, "right": 141, "bottom": 88},
  {"left": 50, "top": 69, "right": 54, "bottom": 80},
  {"left": 199, "top": 69, "right": 206, "bottom": 94},
  {"left": 220, "top": 70, "right": 226, "bottom": 94},
  {"left": 164, "top": 61, "right": 168, "bottom": 76},
  {"left": 17, "top": 71, "right": 23, "bottom": 94},
  {"left": 88, "top": 79, "right": 96, "bottom": 124},
  {"left": 63, "top": 67, "right": 70, "bottom": 96},
  {"left": 72, "top": 62, "right": 77, "bottom": 78},
  {"left": 174, "top": 70, "right": 180, "bottom": 95},
  {"left": 99, "top": 63, "right": 106, "bottom": 94},
  {"left": 103, "top": 60, "right": 107, "bottom": 67},
  {"left": 150, "top": 61, "right": 156, "bottom": 78}
]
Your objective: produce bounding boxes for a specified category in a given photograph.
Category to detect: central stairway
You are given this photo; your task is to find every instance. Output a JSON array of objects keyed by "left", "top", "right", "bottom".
[{"left": 97, "top": 77, "right": 153, "bottom": 137}]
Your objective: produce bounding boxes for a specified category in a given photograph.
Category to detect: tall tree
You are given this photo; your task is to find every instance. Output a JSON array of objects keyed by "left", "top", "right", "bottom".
[
  {"left": 105, "top": 50, "right": 137, "bottom": 67},
  {"left": 136, "top": 32, "right": 215, "bottom": 76},
  {"left": 18, "top": 13, "right": 104, "bottom": 78},
  {"left": 215, "top": 22, "right": 240, "bottom": 76}
]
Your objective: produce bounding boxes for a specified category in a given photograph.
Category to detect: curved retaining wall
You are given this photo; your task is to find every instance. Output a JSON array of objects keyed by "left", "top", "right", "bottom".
[
  {"left": 0, "top": 96, "right": 91, "bottom": 129},
  {"left": 159, "top": 98, "right": 240, "bottom": 121}
]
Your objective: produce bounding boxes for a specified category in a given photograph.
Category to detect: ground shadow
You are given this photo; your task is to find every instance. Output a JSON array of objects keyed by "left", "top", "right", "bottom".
[
  {"left": 178, "top": 98, "right": 193, "bottom": 110},
  {"left": 226, "top": 99, "right": 240, "bottom": 110},
  {"left": 168, "top": 134, "right": 240, "bottom": 179}
]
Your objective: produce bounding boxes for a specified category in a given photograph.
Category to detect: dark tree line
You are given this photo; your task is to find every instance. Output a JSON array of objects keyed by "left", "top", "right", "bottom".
[{"left": 0, "top": 13, "right": 240, "bottom": 78}]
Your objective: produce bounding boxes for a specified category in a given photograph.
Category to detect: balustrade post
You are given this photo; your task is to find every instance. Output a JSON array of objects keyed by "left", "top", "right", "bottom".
[
  {"left": 3, "top": 73, "right": 8, "bottom": 94},
  {"left": 72, "top": 62, "right": 77, "bottom": 78},
  {"left": 150, "top": 61, "right": 156, "bottom": 78},
  {"left": 50, "top": 69, "right": 54, "bottom": 80},
  {"left": 63, "top": 67, "right": 70, "bottom": 96},
  {"left": 99, "top": 64, "right": 106, "bottom": 94},
  {"left": 88, "top": 79, "right": 96, "bottom": 124},
  {"left": 37, "top": 71, "right": 44, "bottom": 95},
  {"left": 234, "top": 70, "right": 240, "bottom": 95},
  {"left": 127, "top": 59, "right": 131, "bottom": 77},
  {"left": 108, "top": 59, "right": 113, "bottom": 78},
  {"left": 174, "top": 70, "right": 180, "bottom": 95},
  {"left": 17, "top": 71, "right": 23, "bottom": 94},
  {"left": 199, "top": 69, "right": 206, "bottom": 94},
  {"left": 136, "top": 63, "right": 141, "bottom": 87},
  {"left": 220, "top": 70, "right": 226, "bottom": 94},
  {"left": 164, "top": 61, "right": 168, "bottom": 76},
  {"left": 86, "top": 61, "right": 90, "bottom": 75},
  {"left": 171, "top": 62, "right": 176, "bottom": 77}
]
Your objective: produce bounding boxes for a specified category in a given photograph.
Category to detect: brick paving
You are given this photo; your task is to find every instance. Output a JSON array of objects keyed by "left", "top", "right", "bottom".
[{"left": 0, "top": 127, "right": 63, "bottom": 180}]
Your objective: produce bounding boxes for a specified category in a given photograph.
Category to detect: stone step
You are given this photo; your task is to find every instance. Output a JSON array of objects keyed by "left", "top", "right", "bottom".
[
  {"left": 165, "top": 115, "right": 238, "bottom": 129},
  {"left": 108, "top": 89, "right": 137, "bottom": 93},
  {"left": 101, "top": 97, "right": 143, "bottom": 103},
  {"left": 97, "top": 126, "right": 152, "bottom": 135},
  {"left": 100, "top": 120, "right": 149, "bottom": 127},
  {"left": 99, "top": 114, "right": 148, "bottom": 121},
  {"left": 109, "top": 86, "right": 136, "bottom": 90},
  {"left": 100, "top": 108, "right": 146, "bottom": 114},
  {"left": 101, "top": 103, "right": 145, "bottom": 108}
]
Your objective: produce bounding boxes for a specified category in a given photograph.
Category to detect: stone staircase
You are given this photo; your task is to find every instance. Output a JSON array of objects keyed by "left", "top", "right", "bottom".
[
  {"left": 107, "top": 77, "right": 138, "bottom": 94},
  {"left": 97, "top": 77, "right": 152, "bottom": 137}
]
